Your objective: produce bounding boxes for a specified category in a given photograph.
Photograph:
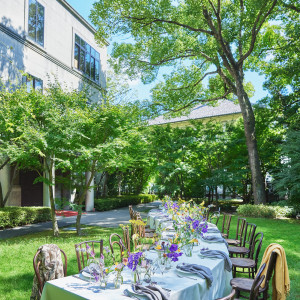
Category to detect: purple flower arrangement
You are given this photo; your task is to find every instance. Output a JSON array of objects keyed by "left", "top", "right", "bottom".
[{"left": 127, "top": 251, "right": 144, "bottom": 271}]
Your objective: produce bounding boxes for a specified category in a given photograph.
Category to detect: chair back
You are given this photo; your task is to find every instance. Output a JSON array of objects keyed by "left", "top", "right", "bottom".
[
  {"left": 121, "top": 225, "right": 131, "bottom": 251},
  {"left": 209, "top": 211, "right": 220, "bottom": 226},
  {"left": 109, "top": 233, "right": 127, "bottom": 263},
  {"left": 235, "top": 217, "right": 246, "bottom": 242},
  {"left": 216, "top": 289, "right": 236, "bottom": 300},
  {"left": 250, "top": 274, "right": 265, "bottom": 300},
  {"left": 248, "top": 263, "right": 266, "bottom": 300},
  {"left": 32, "top": 244, "right": 67, "bottom": 298},
  {"left": 249, "top": 232, "right": 264, "bottom": 264},
  {"left": 74, "top": 240, "right": 103, "bottom": 272},
  {"left": 129, "top": 205, "right": 134, "bottom": 219},
  {"left": 242, "top": 223, "right": 257, "bottom": 251},
  {"left": 261, "top": 251, "right": 277, "bottom": 297},
  {"left": 221, "top": 213, "right": 232, "bottom": 238}
]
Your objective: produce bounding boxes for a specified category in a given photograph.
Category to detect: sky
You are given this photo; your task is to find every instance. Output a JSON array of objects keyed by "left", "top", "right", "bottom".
[{"left": 66, "top": 0, "right": 268, "bottom": 104}]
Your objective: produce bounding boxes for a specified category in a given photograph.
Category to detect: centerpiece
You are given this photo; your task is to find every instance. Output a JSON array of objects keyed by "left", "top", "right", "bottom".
[{"left": 127, "top": 251, "right": 145, "bottom": 284}]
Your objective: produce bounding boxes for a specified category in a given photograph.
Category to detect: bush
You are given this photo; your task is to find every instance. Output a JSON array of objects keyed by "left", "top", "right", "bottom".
[
  {"left": 94, "top": 194, "right": 157, "bottom": 211},
  {"left": 0, "top": 206, "right": 51, "bottom": 229},
  {"left": 237, "top": 204, "right": 295, "bottom": 218}
]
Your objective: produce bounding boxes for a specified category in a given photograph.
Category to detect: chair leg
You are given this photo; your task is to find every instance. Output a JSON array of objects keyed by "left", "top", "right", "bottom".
[{"left": 233, "top": 266, "right": 236, "bottom": 277}]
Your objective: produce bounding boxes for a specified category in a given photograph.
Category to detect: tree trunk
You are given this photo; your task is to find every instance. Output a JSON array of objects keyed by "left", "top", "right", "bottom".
[
  {"left": 47, "top": 160, "right": 59, "bottom": 237},
  {"left": 235, "top": 76, "right": 266, "bottom": 204},
  {"left": 117, "top": 171, "right": 122, "bottom": 196}
]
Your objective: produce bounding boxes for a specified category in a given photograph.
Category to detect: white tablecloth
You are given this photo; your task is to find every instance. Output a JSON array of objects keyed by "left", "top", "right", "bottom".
[{"left": 41, "top": 209, "right": 232, "bottom": 300}]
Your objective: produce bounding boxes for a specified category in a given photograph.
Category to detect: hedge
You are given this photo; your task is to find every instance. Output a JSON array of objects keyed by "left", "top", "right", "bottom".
[
  {"left": 237, "top": 204, "right": 294, "bottom": 219},
  {"left": 0, "top": 207, "right": 51, "bottom": 229},
  {"left": 94, "top": 194, "right": 157, "bottom": 211}
]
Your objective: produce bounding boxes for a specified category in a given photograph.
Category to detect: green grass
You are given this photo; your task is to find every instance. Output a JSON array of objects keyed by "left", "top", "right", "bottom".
[
  {"left": 217, "top": 216, "right": 300, "bottom": 299},
  {"left": 0, "top": 217, "right": 299, "bottom": 299},
  {"left": 0, "top": 225, "right": 122, "bottom": 300}
]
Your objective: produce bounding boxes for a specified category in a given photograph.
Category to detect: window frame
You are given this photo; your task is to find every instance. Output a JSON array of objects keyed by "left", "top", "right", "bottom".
[
  {"left": 24, "top": 75, "right": 43, "bottom": 92},
  {"left": 74, "top": 34, "right": 100, "bottom": 84},
  {"left": 28, "top": 0, "right": 45, "bottom": 47}
]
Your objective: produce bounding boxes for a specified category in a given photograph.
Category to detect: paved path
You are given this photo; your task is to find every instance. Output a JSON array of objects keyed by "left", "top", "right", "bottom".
[{"left": 0, "top": 201, "right": 160, "bottom": 240}]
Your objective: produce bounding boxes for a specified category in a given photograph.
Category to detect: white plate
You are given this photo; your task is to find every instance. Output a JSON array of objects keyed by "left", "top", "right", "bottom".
[
  {"left": 176, "top": 268, "right": 199, "bottom": 276},
  {"left": 81, "top": 271, "right": 94, "bottom": 278}
]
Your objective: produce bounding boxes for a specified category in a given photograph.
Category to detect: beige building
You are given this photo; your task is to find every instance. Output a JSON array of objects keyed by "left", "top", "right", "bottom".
[{"left": 0, "top": 0, "right": 107, "bottom": 208}]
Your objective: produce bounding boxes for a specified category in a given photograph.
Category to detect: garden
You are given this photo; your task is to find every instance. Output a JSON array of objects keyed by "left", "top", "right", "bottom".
[{"left": 0, "top": 0, "right": 299, "bottom": 299}]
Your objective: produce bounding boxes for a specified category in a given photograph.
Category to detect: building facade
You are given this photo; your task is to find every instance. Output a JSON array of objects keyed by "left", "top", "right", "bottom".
[{"left": 0, "top": 0, "right": 107, "bottom": 208}]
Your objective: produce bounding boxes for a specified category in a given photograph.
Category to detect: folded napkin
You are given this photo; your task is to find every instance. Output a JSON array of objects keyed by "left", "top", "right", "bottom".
[
  {"left": 200, "top": 249, "right": 232, "bottom": 272},
  {"left": 82, "top": 262, "right": 100, "bottom": 274},
  {"left": 202, "top": 235, "right": 228, "bottom": 247},
  {"left": 126, "top": 283, "right": 170, "bottom": 300},
  {"left": 206, "top": 227, "right": 220, "bottom": 233},
  {"left": 176, "top": 263, "right": 213, "bottom": 287}
]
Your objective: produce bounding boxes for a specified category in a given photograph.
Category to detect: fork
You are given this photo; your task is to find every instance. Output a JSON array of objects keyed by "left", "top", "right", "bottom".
[{"left": 176, "top": 274, "right": 197, "bottom": 280}]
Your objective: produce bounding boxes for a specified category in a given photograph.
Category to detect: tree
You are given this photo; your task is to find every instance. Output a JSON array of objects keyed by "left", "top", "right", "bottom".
[{"left": 89, "top": 0, "right": 293, "bottom": 204}]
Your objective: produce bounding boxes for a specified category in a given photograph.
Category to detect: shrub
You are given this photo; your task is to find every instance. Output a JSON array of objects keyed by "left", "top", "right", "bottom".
[
  {"left": 237, "top": 204, "right": 295, "bottom": 218},
  {"left": 237, "top": 204, "right": 276, "bottom": 218},
  {"left": 0, "top": 207, "right": 51, "bottom": 229},
  {"left": 94, "top": 194, "right": 157, "bottom": 211}
]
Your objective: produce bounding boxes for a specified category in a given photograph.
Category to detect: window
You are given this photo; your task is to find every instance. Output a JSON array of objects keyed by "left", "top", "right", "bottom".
[
  {"left": 24, "top": 75, "right": 43, "bottom": 92},
  {"left": 28, "top": 0, "right": 45, "bottom": 46},
  {"left": 74, "top": 34, "right": 100, "bottom": 83}
]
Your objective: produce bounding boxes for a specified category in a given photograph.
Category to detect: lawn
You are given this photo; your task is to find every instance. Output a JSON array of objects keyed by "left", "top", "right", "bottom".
[
  {"left": 0, "top": 217, "right": 299, "bottom": 300},
  {"left": 217, "top": 216, "right": 300, "bottom": 300}
]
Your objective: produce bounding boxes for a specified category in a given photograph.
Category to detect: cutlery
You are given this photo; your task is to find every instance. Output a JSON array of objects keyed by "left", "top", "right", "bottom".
[
  {"left": 176, "top": 274, "right": 197, "bottom": 280},
  {"left": 72, "top": 275, "right": 89, "bottom": 282}
]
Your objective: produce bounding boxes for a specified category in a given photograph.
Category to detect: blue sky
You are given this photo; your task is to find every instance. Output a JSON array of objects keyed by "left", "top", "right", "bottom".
[{"left": 66, "top": 0, "right": 268, "bottom": 103}]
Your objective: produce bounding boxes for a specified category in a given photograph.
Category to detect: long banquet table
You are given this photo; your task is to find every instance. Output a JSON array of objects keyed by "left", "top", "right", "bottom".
[{"left": 41, "top": 209, "right": 232, "bottom": 300}]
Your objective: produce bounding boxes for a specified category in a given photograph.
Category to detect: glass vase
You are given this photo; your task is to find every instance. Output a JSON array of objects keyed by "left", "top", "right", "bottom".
[
  {"left": 99, "top": 275, "right": 108, "bottom": 289},
  {"left": 113, "top": 272, "right": 123, "bottom": 289},
  {"left": 183, "top": 243, "right": 193, "bottom": 257},
  {"left": 132, "top": 267, "right": 141, "bottom": 284}
]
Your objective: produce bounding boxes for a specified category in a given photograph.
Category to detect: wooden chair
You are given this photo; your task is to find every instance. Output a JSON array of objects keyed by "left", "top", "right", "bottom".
[
  {"left": 74, "top": 240, "right": 103, "bottom": 272},
  {"left": 134, "top": 212, "right": 155, "bottom": 238},
  {"left": 226, "top": 218, "right": 246, "bottom": 246},
  {"left": 229, "top": 223, "right": 256, "bottom": 258},
  {"left": 33, "top": 245, "right": 67, "bottom": 297},
  {"left": 231, "top": 251, "right": 277, "bottom": 300},
  {"left": 221, "top": 213, "right": 233, "bottom": 238},
  {"left": 128, "top": 205, "right": 134, "bottom": 219},
  {"left": 231, "top": 232, "right": 264, "bottom": 278},
  {"left": 109, "top": 233, "right": 128, "bottom": 263},
  {"left": 215, "top": 289, "right": 236, "bottom": 300},
  {"left": 209, "top": 211, "right": 220, "bottom": 226},
  {"left": 120, "top": 225, "right": 131, "bottom": 251}
]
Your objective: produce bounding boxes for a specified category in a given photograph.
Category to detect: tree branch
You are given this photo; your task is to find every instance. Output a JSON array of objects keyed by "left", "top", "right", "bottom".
[
  {"left": 137, "top": 53, "right": 198, "bottom": 66},
  {"left": 238, "top": 0, "right": 278, "bottom": 64},
  {"left": 170, "top": 70, "right": 218, "bottom": 91},
  {"left": 0, "top": 157, "right": 10, "bottom": 171},
  {"left": 123, "top": 14, "right": 214, "bottom": 35},
  {"left": 169, "top": 90, "right": 232, "bottom": 113}
]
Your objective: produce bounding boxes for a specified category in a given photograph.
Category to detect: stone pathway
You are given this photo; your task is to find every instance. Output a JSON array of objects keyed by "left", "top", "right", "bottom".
[{"left": 0, "top": 201, "right": 160, "bottom": 240}]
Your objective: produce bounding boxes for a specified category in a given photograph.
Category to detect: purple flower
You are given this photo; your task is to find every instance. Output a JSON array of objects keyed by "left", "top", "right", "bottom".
[
  {"left": 169, "top": 244, "right": 178, "bottom": 252},
  {"left": 127, "top": 252, "right": 143, "bottom": 271},
  {"left": 167, "top": 252, "right": 183, "bottom": 262},
  {"left": 192, "top": 220, "right": 200, "bottom": 230},
  {"left": 92, "top": 270, "right": 99, "bottom": 282}
]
